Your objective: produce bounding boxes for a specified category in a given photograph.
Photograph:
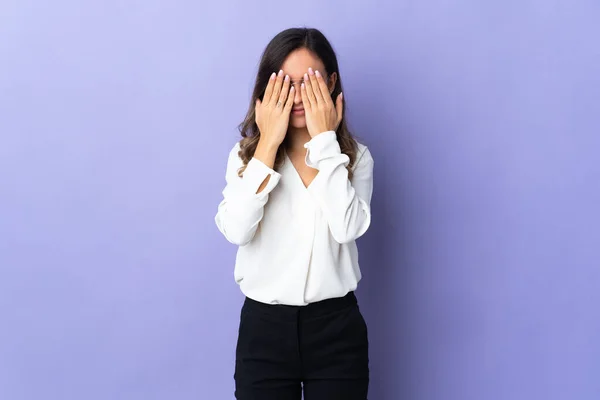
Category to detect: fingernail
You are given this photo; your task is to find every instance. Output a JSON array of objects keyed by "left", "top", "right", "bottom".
[
  {"left": 278, "top": 70, "right": 283, "bottom": 77},
  {"left": 315, "top": 70, "right": 321, "bottom": 78},
  {"left": 270, "top": 72, "right": 276, "bottom": 80},
  {"left": 285, "top": 75, "right": 289, "bottom": 81},
  {"left": 304, "top": 73, "right": 309, "bottom": 80},
  {"left": 290, "top": 86, "right": 295, "bottom": 91},
  {"left": 301, "top": 82, "right": 305, "bottom": 89},
  {"left": 308, "top": 67, "right": 314, "bottom": 75}
]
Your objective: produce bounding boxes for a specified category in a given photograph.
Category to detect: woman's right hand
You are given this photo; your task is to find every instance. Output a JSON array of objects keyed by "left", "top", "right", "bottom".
[{"left": 255, "top": 70, "right": 294, "bottom": 148}]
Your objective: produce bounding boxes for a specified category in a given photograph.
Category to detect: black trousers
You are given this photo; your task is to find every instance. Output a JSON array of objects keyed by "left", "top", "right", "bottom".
[{"left": 234, "top": 291, "right": 369, "bottom": 400}]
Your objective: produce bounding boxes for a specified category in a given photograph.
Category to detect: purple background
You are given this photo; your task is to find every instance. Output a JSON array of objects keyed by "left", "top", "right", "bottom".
[{"left": 1, "top": 1, "right": 599, "bottom": 399}]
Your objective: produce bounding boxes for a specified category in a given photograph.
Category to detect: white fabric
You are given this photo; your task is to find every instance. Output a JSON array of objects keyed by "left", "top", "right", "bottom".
[{"left": 215, "top": 131, "right": 374, "bottom": 306}]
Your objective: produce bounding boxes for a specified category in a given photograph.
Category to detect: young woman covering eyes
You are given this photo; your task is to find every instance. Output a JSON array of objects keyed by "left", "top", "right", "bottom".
[{"left": 215, "top": 27, "right": 374, "bottom": 400}]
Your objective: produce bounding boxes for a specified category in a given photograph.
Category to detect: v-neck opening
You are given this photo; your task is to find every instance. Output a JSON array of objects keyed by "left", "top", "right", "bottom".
[{"left": 284, "top": 151, "right": 315, "bottom": 191}]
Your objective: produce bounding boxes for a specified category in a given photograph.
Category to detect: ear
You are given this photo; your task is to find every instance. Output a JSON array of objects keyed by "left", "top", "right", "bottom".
[{"left": 328, "top": 72, "right": 338, "bottom": 94}]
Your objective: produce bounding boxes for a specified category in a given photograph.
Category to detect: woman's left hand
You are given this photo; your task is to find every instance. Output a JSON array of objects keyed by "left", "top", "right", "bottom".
[{"left": 301, "top": 67, "right": 343, "bottom": 137}]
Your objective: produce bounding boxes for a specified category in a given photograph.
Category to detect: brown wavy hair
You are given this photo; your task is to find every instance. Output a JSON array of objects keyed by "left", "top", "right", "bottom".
[{"left": 237, "top": 27, "right": 358, "bottom": 179}]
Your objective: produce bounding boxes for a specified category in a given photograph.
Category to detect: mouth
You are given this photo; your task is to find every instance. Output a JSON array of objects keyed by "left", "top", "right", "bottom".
[{"left": 292, "top": 108, "right": 305, "bottom": 116}]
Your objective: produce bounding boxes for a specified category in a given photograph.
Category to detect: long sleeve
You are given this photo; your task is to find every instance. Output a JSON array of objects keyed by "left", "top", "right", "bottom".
[
  {"left": 215, "top": 143, "right": 281, "bottom": 246},
  {"left": 304, "top": 131, "right": 374, "bottom": 244}
]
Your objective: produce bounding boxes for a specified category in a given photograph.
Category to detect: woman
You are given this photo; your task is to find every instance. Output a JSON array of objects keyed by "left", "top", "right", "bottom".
[{"left": 215, "top": 27, "right": 374, "bottom": 400}]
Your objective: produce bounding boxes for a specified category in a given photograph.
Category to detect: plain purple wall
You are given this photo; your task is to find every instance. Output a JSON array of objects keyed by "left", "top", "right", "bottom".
[{"left": 1, "top": 1, "right": 599, "bottom": 399}]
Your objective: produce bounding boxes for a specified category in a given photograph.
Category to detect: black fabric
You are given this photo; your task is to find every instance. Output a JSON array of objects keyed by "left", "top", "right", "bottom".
[{"left": 234, "top": 291, "right": 369, "bottom": 400}]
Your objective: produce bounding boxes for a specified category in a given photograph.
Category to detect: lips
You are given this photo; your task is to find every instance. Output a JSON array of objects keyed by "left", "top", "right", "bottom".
[{"left": 292, "top": 108, "right": 305, "bottom": 115}]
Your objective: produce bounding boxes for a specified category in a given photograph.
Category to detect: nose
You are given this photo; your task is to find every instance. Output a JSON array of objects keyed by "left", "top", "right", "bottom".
[{"left": 292, "top": 83, "right": 302, "bottom": 104}]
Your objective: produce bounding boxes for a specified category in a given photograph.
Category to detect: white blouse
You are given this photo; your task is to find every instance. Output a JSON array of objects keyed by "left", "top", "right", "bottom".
[{"left": 215, "top": 131, "right": 374, "bottom": 306}]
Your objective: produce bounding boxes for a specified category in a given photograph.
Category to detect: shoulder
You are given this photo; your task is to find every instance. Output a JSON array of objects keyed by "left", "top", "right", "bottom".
[
  {"left": 353, "top": 139, "right": 374, "bottom": 170},
  {"left": 223, "top": 141, "right": 244, "bottom": 177},
  {"left": 226, "top": 141, "right": 243, "bottom": 164},
  {"left": 229, "top": 141, "right": 242, "bottom": 157}
]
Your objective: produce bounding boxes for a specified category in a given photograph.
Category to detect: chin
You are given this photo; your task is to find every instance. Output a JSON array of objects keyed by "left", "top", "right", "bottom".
[{"left": 290, "top": 116, "right": 306, "bottom": 129}]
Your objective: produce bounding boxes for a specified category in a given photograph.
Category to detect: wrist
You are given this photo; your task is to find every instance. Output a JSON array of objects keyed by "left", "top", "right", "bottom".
[
  {"left": 254, "top": 139, "right": 279, "bottom": 169},
  {"left": 309, "top": 128, "right": 332, "bottom": 138},
  {"left": 308, "top": 122, "right": 333, "bottom": 137},
  {"left": 257, "top": 136, "right": 281, "bottom": 151}
]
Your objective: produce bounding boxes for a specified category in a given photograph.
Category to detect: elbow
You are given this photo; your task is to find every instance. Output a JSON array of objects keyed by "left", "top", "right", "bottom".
[
  {"left": 331, "top": 231, "right": 357, "bottom": 244},
  {"left": 329, "top": 214, "right": 371, "bottom": 244},
  {"left": 219, "top": 225, "right": 255, "bottom": 246},
  {"left": 215, "top": 214, "right": 255, "bottom": 246},
  {"left": 224, "top": 231, "right": 253, "bottom": 246},
  {"left": 330, "top": 229, "right": 365, "bottom": 244}
]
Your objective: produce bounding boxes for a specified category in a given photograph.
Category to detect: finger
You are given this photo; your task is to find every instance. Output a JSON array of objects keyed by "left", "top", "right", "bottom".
[
  {"left": 315, "top": 70, "right": 332, "bottom": 105},
  {"left": 335, "top": 92, "right": 343, "bottom": 125},
  {"left": 269, "top": 70, "right": 284, "bottom": 106},
  {"left": 284, "top": 85, "right": 295, "bottom": 111},
  {"left": 277, "top": 74, "right": 291, "bottom": 109},
  {"left": 300, "top": 81, "right": 311, "bottom": 111},
  {"left": 263, "top": 72, "right": 276, "bottom": 103},
  {"left": 308, "top": 68, "right": 324, "bottom": 104},
  {"left": 254, "top": 98, "right": 261, "bottom": 120},
  {"left": 303, "top": 72, "right": 317, "bottom": 107}
]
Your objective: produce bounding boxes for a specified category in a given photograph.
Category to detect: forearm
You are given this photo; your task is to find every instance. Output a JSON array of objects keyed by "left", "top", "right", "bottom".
[
  {"left": 253, "top": 139, "right": 279, "bottom": 193},
  {"left": 215, "top": 144, "right": 282, "bottom": 245},
  {"left": 308, "top": 156, "right": 372, "bottom": 243},
  {"left": 304, "top": 131, "right": 374, "bottom": 244}
]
